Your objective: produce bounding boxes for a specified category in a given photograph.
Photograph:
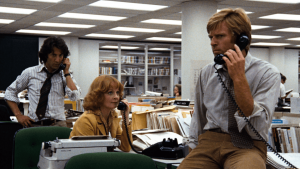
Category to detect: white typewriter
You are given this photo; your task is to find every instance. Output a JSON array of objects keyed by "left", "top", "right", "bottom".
[{"left": 38, "top": 136, "right": 120, "bottom": 169}]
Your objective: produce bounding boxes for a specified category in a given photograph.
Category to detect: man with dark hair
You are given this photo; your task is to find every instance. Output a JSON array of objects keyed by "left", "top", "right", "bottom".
[
  {"left": 179, "top": 8, "right": 280, "bottom": 169},
  {"left": 5, "top": 36, "right": 81, "bottom": 127}
]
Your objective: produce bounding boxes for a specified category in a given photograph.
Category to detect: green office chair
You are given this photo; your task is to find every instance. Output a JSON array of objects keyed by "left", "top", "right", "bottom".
[
  {"left": 0, "top": 121, "right": 23, "bottom": 169},
  {"left": 13, "top": 126, "right": 72, "bottom": 169},
  {"left": 64, "top": 152, "right": 157, "bottom": 169}
]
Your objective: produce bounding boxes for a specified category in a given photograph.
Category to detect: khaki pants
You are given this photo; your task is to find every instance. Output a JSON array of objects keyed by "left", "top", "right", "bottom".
[{"left": 178, "top": 131, "right": 267, "bottom": 169}]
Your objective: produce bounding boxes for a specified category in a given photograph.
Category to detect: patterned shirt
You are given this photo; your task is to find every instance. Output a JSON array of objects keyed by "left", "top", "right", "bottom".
[
  {"left": 188, "top": 52, "right": 280, "bottom": 149},
  {"left": 5, "top": 64, "right": 81, "bottom": 121}
]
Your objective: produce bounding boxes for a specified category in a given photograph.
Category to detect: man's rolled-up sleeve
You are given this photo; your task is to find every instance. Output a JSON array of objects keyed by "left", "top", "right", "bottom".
[
  {"left": 235, "top": 71, "right": 280, "bottom": 140},
  {"left": 65, "top": 75, "right": 81, "bottom": 101},
  {"left": 4, "top": 69, "right": 30, "bottom": 104}
]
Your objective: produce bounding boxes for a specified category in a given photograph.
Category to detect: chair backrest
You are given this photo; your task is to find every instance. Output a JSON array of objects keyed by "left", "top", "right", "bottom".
[
  {"left": 0, "top": 122, "right": 23, "bottom": 169},
  {"left": 13, "top": 126, "right": 72, "bottom": 169},
  {"left": 0, "top": 105, "right": 12, "bottom": 121},
  {"left": 64, "top": 152, "right": 157, "bottom": 169}
]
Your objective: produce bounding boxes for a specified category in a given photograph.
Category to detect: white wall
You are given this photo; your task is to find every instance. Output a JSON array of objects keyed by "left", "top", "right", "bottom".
[
  {"left": 284, "top": 49, "right": 298, "bottom": 93},
  {"left": 249, "top": 47, "right": 269, "bottom": 62},
  {"left": 249, "top": 47, "right": 298, "bottom": 93}
]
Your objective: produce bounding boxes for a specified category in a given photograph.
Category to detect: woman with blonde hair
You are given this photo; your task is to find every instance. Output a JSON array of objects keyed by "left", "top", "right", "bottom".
[{"left": 69, "top": 75, "right": 132, "bottom": 152}]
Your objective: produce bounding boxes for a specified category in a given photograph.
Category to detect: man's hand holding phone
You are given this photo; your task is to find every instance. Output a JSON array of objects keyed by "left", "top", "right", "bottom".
[
  {"left": 223, "top": 44, "right": 246, "bottom": 81},
  {"left": 62, "top": 58, "right": 71, "bottom": 74}
]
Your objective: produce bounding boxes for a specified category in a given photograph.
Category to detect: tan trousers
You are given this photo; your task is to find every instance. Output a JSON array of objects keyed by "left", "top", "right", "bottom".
[{"left": 178, "top": 131, "right": 267, "bottom": 169}]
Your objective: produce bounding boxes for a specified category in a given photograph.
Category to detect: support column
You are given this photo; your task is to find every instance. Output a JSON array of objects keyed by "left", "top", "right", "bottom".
[
  {"left": 181, "top": 0, "right": 217, "bottom": 100},
  {"left": 269, "top": 47, "right": 285, "bottom": 73}
]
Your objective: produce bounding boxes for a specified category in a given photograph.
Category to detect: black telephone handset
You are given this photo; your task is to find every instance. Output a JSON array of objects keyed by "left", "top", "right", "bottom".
[
  {"left": 117, "top": 101, "right": 126, "bottom": 111},
  {"left": 214, "top": 34, "right": 249, "bottom": 65},
  {"left": 59, "top": 63, "right": 66, "bottom": 71}
]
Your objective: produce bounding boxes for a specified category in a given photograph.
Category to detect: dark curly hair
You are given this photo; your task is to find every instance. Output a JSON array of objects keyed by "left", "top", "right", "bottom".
[
  {"left": 83, "top": 75, "right": 124, "bottom": 111},
  {"left": 38, "top": 36, "right": 70, "bottom": 64}
]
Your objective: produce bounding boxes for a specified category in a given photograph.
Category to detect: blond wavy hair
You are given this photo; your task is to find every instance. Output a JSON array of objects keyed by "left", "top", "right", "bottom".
[{"left": 207, "top": 8, "right": 252, "bottom": 53}]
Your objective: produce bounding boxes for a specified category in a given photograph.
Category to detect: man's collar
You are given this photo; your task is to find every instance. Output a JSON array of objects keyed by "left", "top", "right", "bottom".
[{"left": 37, "top": 63, "right": 46, "bottom": 73}]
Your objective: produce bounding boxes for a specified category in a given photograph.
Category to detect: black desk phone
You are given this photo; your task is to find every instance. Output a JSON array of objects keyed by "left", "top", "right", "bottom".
[
  {"left": 118, "top": 101, "right": 189, "bottom": 160},
  {"left": 213, "top": 34, "right": 296, "bottom": 168}
]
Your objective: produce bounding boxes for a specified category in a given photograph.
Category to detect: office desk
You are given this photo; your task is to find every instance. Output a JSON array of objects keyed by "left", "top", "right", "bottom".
[
  {"left": 115, "top": 148, "right": 183, "bottom": 169},
  {"left": 275, "top": 106, "right": 290, "bottom": 112}
]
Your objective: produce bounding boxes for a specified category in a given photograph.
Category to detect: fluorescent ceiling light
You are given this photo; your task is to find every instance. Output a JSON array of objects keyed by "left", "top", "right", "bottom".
[
  {"left": 251, "top": 42, "right": 290, "bottom": 46},
  {"left": 247, "top": 0, "right": 300, "bottom": 4},
  {"left": 252, "top": 35, "right": 281, "bottom": 39},
  {"left": 0, "top": 6, "right": 37, "bottom": 14},
  {"left": 26, "top": 0, "right": 62, "bottom": 2},
  {"left": 142, "top": 19, "right": 182, "bottom": 25},
  {"left": 297, "top": 45, "right": 300, "bottom": 47},
  {"left": 175, "top": 32, "right": 182, "bottom": 35},
  {"left": 35, "top": 22, "right": 95, "bottom": 28},
  {"left": 149, "top": 48, "right": 170, "bottom": 51},
  {"left": 275, "top": 27, "right": 300, "bottom": 32},
  {"left": 86, "top": 34, "right": 134, "bottom": 39},
  {"left": 287, "top": 37, "right": 300, "bottom": 41},
  {"left": 59, "top": 13, "right": 126, "bottom": 21},
  {"left": 126, "top": 52, "right": 161, "bottom": 55},
  {"left": 146, "top": 37, "right": 181, "bottom": 42},
  {"left": 110, "top": 27, "right": 164, "bottom": 33},
  {"left": 16, "top": 29, "right": 71, "bottom": 35},
  {"left": 0, "top": 19, "right": 14, "bottom": 24},
  {"left": 89, "top": 1, "right": 167, "bottom": 11},
  {"left": 260, "top": 14, "right": 300, "bottom": 21},
  {"left": 100, "top": 45, "right": 139, "bottom": 50},
  {"left": 217, "top": 9, "right": 253, "bottom": 14},
  {"left": 252, "top": 25, "right": 271, "bottom": 30}
]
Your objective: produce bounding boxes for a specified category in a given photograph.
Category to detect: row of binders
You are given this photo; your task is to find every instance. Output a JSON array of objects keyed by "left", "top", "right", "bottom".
[{"left": 271, "top": 126, "right": 300, "bottom": 153}]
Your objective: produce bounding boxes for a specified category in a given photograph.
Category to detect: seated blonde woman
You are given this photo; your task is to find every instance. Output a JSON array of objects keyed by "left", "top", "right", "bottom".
[{"left": 69, "top": 75, "right": 132, "bottom": 152}]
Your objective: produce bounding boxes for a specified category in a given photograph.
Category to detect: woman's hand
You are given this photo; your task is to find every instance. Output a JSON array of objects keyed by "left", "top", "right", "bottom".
[{"left": 120, "top": 99, "right": 130, "bottom": 125}]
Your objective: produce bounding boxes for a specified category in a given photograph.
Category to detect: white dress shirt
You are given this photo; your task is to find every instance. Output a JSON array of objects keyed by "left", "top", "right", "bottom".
[{"left": 5, "top": 64, "right": 81, "bottom": 121}]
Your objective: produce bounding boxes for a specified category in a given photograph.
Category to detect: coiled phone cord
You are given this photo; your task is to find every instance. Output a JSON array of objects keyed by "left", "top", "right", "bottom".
[
  {"left": 214, "top": 63, "right": 296, "bottom": 169},
  {"left": 122, "top": 110, "right": 142, "bottom": 154}
]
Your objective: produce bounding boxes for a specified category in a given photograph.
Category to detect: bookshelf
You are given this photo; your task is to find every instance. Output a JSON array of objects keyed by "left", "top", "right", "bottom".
[{"left": 98, "top": 41, "right": 181, "bottom": 96}]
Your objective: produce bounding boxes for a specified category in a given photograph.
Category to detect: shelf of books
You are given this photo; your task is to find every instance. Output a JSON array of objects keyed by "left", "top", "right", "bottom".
[{"left": 271, "top": 124, "right": 300, "bottom": 153}]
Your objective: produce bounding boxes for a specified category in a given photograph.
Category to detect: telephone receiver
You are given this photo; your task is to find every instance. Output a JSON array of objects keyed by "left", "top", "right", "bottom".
[
  {"left": 117, "top": 101, "right": 127, "bottom": 111},
  {"left": 58, "top": 63, "right": 66, "bottom": 71},
  {"left": 214, "top": 34, "right": 249, "bottom": 65},
  {"left": 58, "top": 56, "right": 68, "bottom": 71}
]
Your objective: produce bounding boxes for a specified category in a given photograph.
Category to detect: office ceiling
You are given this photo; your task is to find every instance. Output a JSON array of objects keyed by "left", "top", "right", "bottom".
[{"left": 0, "top": 0, "right": 300, "bottom": 48}]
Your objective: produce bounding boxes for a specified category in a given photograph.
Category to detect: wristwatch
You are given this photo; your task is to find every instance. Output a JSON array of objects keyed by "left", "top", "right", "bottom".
[{"left": 64, "top": 73, "right": 71, "bottom": 77}]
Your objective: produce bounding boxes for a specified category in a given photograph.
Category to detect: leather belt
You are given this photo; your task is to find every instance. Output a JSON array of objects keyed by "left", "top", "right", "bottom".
[
  {"left": 31, "top": 119, "right": 61, "bottom": 126},
  {"left": 206, "top": 128, "right": 225, "bottom": 133}
]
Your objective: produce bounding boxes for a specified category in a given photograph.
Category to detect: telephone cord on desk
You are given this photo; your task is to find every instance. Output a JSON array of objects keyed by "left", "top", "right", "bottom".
[{"left": 214, "top": 63, "right": 297, "bottom": 169}]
